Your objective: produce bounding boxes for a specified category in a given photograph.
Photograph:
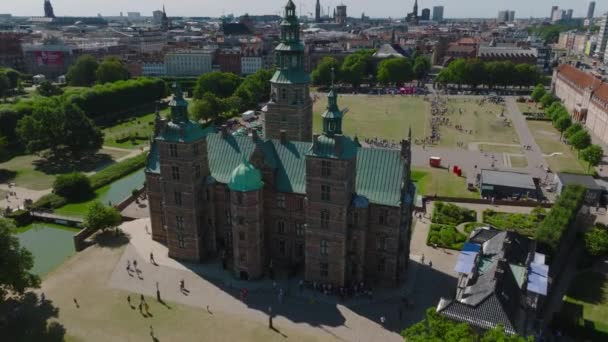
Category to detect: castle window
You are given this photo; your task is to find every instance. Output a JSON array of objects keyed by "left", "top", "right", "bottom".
[
  {"left": 321, "top": 210, "right": 329, "bottom": 229},
  {"left": 192, "top": 144, "right": 199, "bottom": 155},
  {"left": 296, "top": 222, "right": 304, "bottom": 237},
  {"left": 169, "top": 144, "right": 178, "bottom": 157},
  {"left": 320, "top": 240, "right": 329, "bottom": 255},
  {"left": 225, "top": 210, "right": 232, "bottom": 225},
  {"left": 171, "top": 166, "right": 180, "bottom": 180},
  {"left": 174, "top": 191, "right": 182, "bottom": 205},
  {"left": 320, "top": 262, "right": 328, "bottom": 277},
  {"left": 297, "top": 197, "right": 304, "bottom": 210},
  {"left": 276, "top": 194, "right": 286, "bottom": 208},
  {"left": 239, "top": 231, "right": 245, "bottom": 240},
  {"left": 177, "top": 233, "right": 185, "bottom": 248},
  {"left": 206, "top": 189, "right": 210, "bottom": 200},
  {"left": 194, "top": 164, "right": 201, "bottom": 179},
  {"left": 296, "top": 242, "right": 304, "bottom": 257},
  {"left": 279, "top": 240, "right": 286, "bottom": 255},
  {"left": 239, "top": 250, "right": 246, "bottom": 262},
  {"left": 236, "top": 192, "right": 243, "bottom": 205},
  {"left": 281, "top": 88, "right": 287, "bottom": 100},
  {"left": 281, "top": 113, "right": 287, "bottom": 122},
  {"left": 321, "top": 185, "right": 331, "bottom": 201},
  {"left": 377, "top": 235, "right": 388, "bottom": 251},
  {"left": 378, "top": 209, "right": 388, "bottom": 225},
  {"left": 277, "top": 221, "right": 285, "bottom": 234},
  {"left": 237, "top": 217, "right": 244, "bottom": 225},
  {"left": 378, "top": 257, "right": 386, "bottom": 272},
  {"left": 176, "top": 215, "right": 184, "bottom": 231},
  {"left": 321, "top": 160, "right": 331, "bottom": 177},
  {"left": 225, "top": 187, "right": 230, "bottom": 201},
  {"left": 353, "top": 212, "right": 359, "bottom": 227}
]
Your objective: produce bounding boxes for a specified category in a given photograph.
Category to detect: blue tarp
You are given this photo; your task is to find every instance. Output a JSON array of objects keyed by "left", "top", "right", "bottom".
[
  {"left": 528, "top": 262, "right": 549, "bottom": 296},
  {"left": 454, "top": 243, "right": 481, "bottom": 274}
]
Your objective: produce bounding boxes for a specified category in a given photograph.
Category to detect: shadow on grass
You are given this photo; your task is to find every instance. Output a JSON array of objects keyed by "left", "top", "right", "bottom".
[
  {"left": 92, "top": 229, "right": 131, "bottom": 249},
  {"left": 566, "top": 271, "right": 607, "bottom": 305},
  {"left": 0, "top": 169, "right": 17, "bottom": 183},
  {"left": 0, "top": 292, "right": 66, "bottom": 342},
  {"left": 32, "top": 152, "right": 116, "bottom": 175}
]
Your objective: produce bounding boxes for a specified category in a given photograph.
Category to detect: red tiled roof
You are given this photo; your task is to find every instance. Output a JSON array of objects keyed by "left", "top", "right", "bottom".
[
  {"left": 593, "top": 83, "right": 608, "bottom": 104},
  {"left": 556, "top": 64, "right": 600, "bottom": 90}
]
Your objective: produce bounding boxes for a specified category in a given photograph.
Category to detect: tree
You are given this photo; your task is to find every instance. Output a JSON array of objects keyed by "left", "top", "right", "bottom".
[
  {"left": 413, "top": 55, "right": 431, "bottom": 82},
  {"left": 16, "top": 98, "right": 103, "bottom": 157},
  {"left": 563, "top": 122, "right": 583, "bottom": 140},
  {"left": 540, "top": 93, "right": 556, "bottom": 108},
  {"left": 233, "top": 69, "right": 273, "bottom": 109},
  {"left": 37, "top": 80, "right": 63, "bottom": 97},
  {"left": 377, "top": 58, "right": 413, "bottom": 86},
  {"left": 311, "top": 57, "right": 341, "bottom": 86},
  {"left": 581, "top": 144, "right": 604, "bottom": 173},
  {"left": 53, "top": 172, "right": 93, "bottom": 201},
  {"left": 340, "top": 53, "right": 367, "bottom": 89},
  {"left": 531, "top": 84, "right": 546, "bottom": 102},
  {"left": 0, "top": 218, "right": 40, "bottom": 301},
  {"left": 0, "top": 134, "right": 6, "bottom": 157},
  {"left": 189, "top": 92, "right": 222, "bottom": 122},
  {"left": 584, "top": 226, "right": 608, "bottom": 256},
  {"left": 66, "top": 55, "right": 99, "bottom": 86},
  {"left": 0, "top": 68, "right": 21, "bottom": 89},
  {"left": 95, "top": 57, "right": 129, "bottom": 84},
  {"left": 554, "top": 115, "right": 572, "bottom": 140},
  {"left": 0, "top": 72, "right": 9, "bottom": 99},
  {"left": 463, "top": 59, "right": 486, "bottom": 88},
  {"left": 83, "top": 201, "right": 122, "bottom": 232},
  {"left": 545, "top": 102, "right": 563, "bottom": 118},
  {"left": 193, "top": 71, "right": 242, "bottom": 99},
  {"left": 568, "top": 129, "right": 591, "bottom": 152}
]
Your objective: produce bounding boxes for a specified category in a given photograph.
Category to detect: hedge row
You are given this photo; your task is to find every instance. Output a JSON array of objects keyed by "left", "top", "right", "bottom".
[
  {"left": 427, "top": 224, "right": 467, "bottom": 250},
  {"left": 89, "top": 153, "right": 147, "bottom": 189},
  {"left": 535, "top": 185, "right": 586, "bottom": 252},
  {"left": 432, "top": 201, "right": 477, "bottom": 226}
]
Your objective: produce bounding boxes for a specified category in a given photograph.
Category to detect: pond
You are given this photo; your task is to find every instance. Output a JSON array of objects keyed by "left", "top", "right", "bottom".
[
  {"left": 15, "top": 223, "right": 80, "bottom": 277},
  {"left": 55, "top": 169, "right": 145, "bottom": 217}
]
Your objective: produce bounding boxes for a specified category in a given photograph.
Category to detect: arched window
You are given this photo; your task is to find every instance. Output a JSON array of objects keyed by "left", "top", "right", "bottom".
[{"left": 320, "top": 240, "right": 328, "bottom": 255}]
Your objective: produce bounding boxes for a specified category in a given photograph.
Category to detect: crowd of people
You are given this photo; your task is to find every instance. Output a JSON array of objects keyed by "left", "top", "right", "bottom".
[{"left": 301, "top": 279, "right": 375, "bottom": 302}]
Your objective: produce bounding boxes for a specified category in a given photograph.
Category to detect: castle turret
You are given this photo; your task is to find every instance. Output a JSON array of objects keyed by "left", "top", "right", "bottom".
[{"left": 228, "top": 160, "right": 266, "bottom": 279}]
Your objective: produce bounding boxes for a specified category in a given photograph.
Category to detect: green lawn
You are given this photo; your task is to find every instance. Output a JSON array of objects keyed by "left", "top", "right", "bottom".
[
  {"left": 563, "top": 271, "right": 608, "bottom": 337},
  {"left": 527, "top": 120, "right": 587, "bottom": 174},
  {"left": 102, "top": 110, "right": 168, "bottom": 149},
  {"left": 0, "top": 149, "right": 130, "bottom": 190},
  {"left": 313, "top": 95, "right": 431, "bottom": 142},
  {"left": 517, "top": 101, "right": 543, "bottom": 114},
  {"left": 437, "top": 98, "right": 519, "bottom": 147},
  {"left": 478, "top": 144, "right": 522, "bottom": 154},
  {"left": 412, "top": 167, "right": 480, "bottom": 199},
  {"left": 509, "top": 155, "right": 528, "bottom": 168}
]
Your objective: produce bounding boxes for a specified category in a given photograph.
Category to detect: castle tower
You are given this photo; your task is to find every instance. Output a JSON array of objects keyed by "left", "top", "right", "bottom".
[
  {"left": 228, "top": 161, "right": 266, "bottom": 280},
  {"left": 315, "top": 0, "right": 321, "bottom": 22},
  {"left": 44, "top": 0, "right": 55, "bottom": 18},
  {"left": 264, "top": 0, "right": 313, "bottom": 142},
  {"left": 153, "top": 83, "right": 212, "bottom": 261},
  {"left": 161, "top": 5, "right": 170, "bottom": 32},
  {"left": 304, "top": 79, "right": 358, "bottom": 287}
]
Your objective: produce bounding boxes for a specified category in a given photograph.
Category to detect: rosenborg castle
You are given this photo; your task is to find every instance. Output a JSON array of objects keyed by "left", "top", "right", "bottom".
[{"left": 145, "top": 1, "right": 415, "bottom": 287}]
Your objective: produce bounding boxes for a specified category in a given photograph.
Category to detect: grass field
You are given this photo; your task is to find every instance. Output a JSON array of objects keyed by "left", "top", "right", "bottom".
[
  {"left": 438, "top": 98, "right": 519, "bottom": 148},
  {"left": 509, "top": 155, "right": 528, "bottom": 168},
  {"left": 563, "top": 271, "right": 608, "bottom": 337},
  {"left": 412, "top": 167, "right": 480, "bottom": 199},
  {"left": 0, "top": 149, "right": 130, "bottom": 190},
  {"left": 102, "top": 110, "right": 168, "bottom": 149},
  {"left": 527, "top": 121, "right": 587, "bottom": 174},
  {"left": 313, "top": 95, "right": 431, "bottom": 142},
  {"left": 478, "top": 144, "right": 522, "bottom": 154}
]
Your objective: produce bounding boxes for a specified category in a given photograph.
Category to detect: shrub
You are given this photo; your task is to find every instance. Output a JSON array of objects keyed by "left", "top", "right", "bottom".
[
  {"left": 427, "top": 224, "right": 467, "bottom": 250},
  {"left": 53, "top": 172, "right": 93, "bottom": 201},
  {"left": 6, "top": 209, "right": 33, "bottom": 226},
  {"left": 89, "top": 153, "right": 147, "bottom": 189},
  {"left": 31, "top": 193, "right": 67, "bottom": 210},
  {"left": 482, "top": 209, "right": 542, "bottom": 236},
  {"left": 584, "top": 226, "right": 608, "bottom": 257},
  {"left": 432, "top": 201, "right": 477, "bottom": 226},
  {"left": 463, "top": 222, "right": 485, "bottom": 234},
  {"left": 536, "top": 185, "right": 586, "bottom": 253}
]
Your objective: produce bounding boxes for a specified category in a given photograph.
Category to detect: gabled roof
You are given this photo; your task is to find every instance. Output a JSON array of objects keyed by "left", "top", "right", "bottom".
[
  {"left": 356, "top": 147, "right": 406, "bottom": 206},
  {"left": 555, "top": 64, "right": 601, "bottom": 90}
]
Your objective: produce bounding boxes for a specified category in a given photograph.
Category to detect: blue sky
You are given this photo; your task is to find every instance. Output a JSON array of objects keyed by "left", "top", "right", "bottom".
[{"left": 5, "top": 0, "right": 605, "bottom": 19}]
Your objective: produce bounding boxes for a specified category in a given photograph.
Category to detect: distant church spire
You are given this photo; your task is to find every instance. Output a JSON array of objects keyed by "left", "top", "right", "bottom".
[
  {"left": 44, "top": 0, "right": 55, "bottom": 18},
  {"left": 315, "top": 0, "right": 321, "bottom": 23}
]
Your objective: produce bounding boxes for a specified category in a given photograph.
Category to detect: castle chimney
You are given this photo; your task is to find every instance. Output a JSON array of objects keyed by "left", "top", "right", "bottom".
[
  {"left": 279, "top": 129, "right": 287, "bottom": 144},
  {"left": 251, "top": 129, "right": 259, "bottom": 142},
  {"left": 335, "top": 135, "right": 343, "bottom": 156},
  {"left": 221, "top": 124, "right": 228, "bottom": 138},
  {"left": 312, "top": 134, "right": 320, "bottom": 149}
]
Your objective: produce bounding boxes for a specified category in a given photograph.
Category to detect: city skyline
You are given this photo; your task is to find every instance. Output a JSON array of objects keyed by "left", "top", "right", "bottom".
[{"left": 2, "top": 0, "right": 605, "bottom": 20}]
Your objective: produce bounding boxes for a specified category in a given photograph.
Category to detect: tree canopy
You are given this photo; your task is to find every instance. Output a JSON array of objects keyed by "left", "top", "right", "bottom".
[
  {"left": 580, "top": 144, "right": 604, "bottom": 173},
  {"left": 584, "top": 225, "right": 608, "bottom": 257},
  {"left": 531, "top": 84, "right": 546, "bottom": 102},
  {"left": 568, "top": 129, "right": 591, "bottom": 151},
  {"left": 84, "top": 201, "right": 122, "bottom": 232},
  {"left": 436, "top": 58, "right": 541, "bottom": 88},
  {"left": 377, "top": 58, "right": 413, "bottom": 86},
  {"left": 311, "top": 57, "right": 341, "bottom": 86},
  {"left": 193, "top": 71, "right": 242, "bottom": 99},
  {"left": 16, "top": 98, "right": 103, "bottom": 158},
  {"left": 37, "top": 80, "right": 63, "bottom": 97},
  {"left": 53, "top": 172, "right": 93, "bottom": 201},
  {"left": 0, "top": 218, "right": 40, "bottom": 301},
  {"left": 66, "top": 55, "right": 99, "bottom": 86},
  {"left": 96, "top": 57, "right": 130, "bottom": 84}
]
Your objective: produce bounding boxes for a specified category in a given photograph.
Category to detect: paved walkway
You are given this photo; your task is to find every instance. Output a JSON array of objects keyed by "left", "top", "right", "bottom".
[{"left": 106, "top": 216, "right": 462, "bottom": 341}]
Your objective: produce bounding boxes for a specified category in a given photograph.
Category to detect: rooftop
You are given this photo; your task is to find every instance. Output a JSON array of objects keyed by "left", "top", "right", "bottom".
[{"left": 480, "top": 169, "right": 536, "bottom": 190}]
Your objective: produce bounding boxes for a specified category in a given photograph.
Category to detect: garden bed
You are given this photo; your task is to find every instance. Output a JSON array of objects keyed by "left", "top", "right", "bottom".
[
  {"left": 432, "top": 201, "right": 477, "bottom": 226},
  {"left": 482, "top": 208, "right": 545, "bottom": 237},
  {"left": 427, "top": 223, "right": 467, "bottom": 250}
]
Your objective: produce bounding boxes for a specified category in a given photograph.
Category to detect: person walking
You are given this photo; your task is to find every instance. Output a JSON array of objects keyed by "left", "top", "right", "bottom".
[
  {"left": 150, "top": 252, "right": 155, "bottom": 265},
  {"left": 127, "top": 295, "right": 131, "bottom": 306}
]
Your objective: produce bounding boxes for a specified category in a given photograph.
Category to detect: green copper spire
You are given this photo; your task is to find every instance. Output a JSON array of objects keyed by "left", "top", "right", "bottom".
[
  {"left": 169, "top": 82, "right": 188, "bottom": 123},
  {"left": 321, "top": 67, "right": 343, "bottom": 135}
]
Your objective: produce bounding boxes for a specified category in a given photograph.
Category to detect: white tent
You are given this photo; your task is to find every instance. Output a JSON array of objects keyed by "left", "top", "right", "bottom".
[{"left": 241, "top": 110, "right": 255, "bottom": 120}]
